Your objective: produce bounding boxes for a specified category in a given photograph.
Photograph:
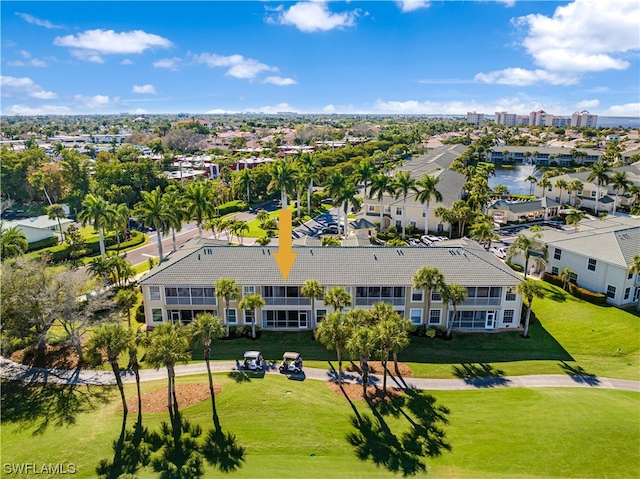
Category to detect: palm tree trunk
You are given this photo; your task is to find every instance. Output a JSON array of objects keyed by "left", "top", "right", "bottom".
[
  {"left": 172, "top": 227, "right": 177, "bottom": 252},
  {"left": 382, "top": 351, "right": 389, "bottom": 393},
  {"left": 281, "top": 190, "right": 287, "bottom": 209},
  {"left": 446, "top": 307, "right": 456, "bottom": 337},
  {"left": 523, "top": 304, "right": 532, "bottom": 337},
  {"left": 156, "top": 229, "right": 163, "bottom": 261},
  {"left": 110, "top": 359, "right": 127, "bottom": 415},
  {"left": 297, "top": 188, "right": 301, "bottom": 219},
  {"left": 252, "top": 307, "right": 257, "bottom": 338},
  {"left": 379, "top": 197, "right": 384, "bottom": 231},
  {"left": 167, "top": 368, "right": 173, "bottom": 414},
  {"left": 43, "top": 186, "right": 53, "bottom": 206},
  {"left": 337, "top": 349, "right": 342, "bottom": 385},
  {"left": 613, "top": 192, "right": 619, "bottom": 215},
  {"left": 424, "top": 202, "right": 430, "bottom": 234},
  {"left": 169, "top": 365, "right": 179, "bottom": 413},
  {"left": 307, "top": 179, "right": 313, "bottom": 216},
  {"left": 402, "top": 198, "right": 407, "bottom": 239},
  {"left": 361, "top": 358, "right": 368, "bottom": 397},
  {"left": 98, "top": 226, "right": 106, "bottom": 258},
  {"left": 393, "top": 351, "right": 400, "bottom": 376},
  {"left": 247, "top": 184, "right": 250, "bottom": 204},
  {"left": 225, "top": 299, "right": 230, "bottom": 336},
  {"left": 343, "top": 202, "right": 349, "bottom": 239},
  {"left": 204, "top": 345, "right": 221, "bottom": 430}
]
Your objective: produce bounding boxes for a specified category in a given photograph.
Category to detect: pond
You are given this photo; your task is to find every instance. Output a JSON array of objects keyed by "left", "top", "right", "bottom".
[{"left": 489, "top": 164, "right": 542, "bottom": 195}]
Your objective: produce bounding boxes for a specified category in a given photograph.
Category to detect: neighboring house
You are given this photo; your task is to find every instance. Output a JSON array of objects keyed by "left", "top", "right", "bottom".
[
  {"left": 486, "top": 146, "right": 603, "bottom": 166},
  {"left": 362, "top": 144, "right": 467, "bottom": 234},
  {"left": 515, "top": 215, "right": 640, "bottom": 307},
  {"left": 3, "top": 215, "right": 73, "bottom": 243},
  {"left": 488, "top": 198, "right": 561, "bottom": 224},
  {"left": 139, "top": 237, "right": 523, "bottom": 332},
  {"left": 539, "top": 162, "right": 640, "bottom": 213}
]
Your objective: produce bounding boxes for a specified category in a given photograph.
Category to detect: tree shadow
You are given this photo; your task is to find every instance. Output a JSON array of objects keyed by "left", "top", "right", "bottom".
[
  {"left": 96, "top": 414, "right": 152, "bottom": 479},
  {"left": 227, "top": 371, "right": 252, "bottom": 383},
  {"left": 558, "top": 361, "right": 600, "bottom": 386},
  {"left": 451, "top": 363, "right": 511, "bottom": 388},
  {"left": 147, "top": 411, "right": 206, "bottom": 478},
  {"left": 1, "top": 379, "right": 111, "bottom": 435},
  {"left": 345, "top": 388, "right": 451, "bottom": 476},
  {"left": 202, "top": 427, "right": 246, "bottom": 473}
]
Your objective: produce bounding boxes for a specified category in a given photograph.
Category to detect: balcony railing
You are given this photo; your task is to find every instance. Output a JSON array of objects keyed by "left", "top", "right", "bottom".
[
  {"left": 263, "top": 298, "right": 311, "bottom": 306},
  {"left": 354, "top": 298, "right": 406, "bottom": 307},
  {"left": 460, "top": 298, "right": 502, "bottom": 307}
]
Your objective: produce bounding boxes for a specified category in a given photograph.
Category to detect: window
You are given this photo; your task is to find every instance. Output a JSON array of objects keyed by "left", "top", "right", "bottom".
[
  {"left": 503, "top": 310, "right": 515, "bottom": 324},
  {"left": 587, "top": 258, "right": 597, "bottom": 271},
  {"left": 225, "top": 308, "right": 237, "bottom": 324},
  {"left": 551, "top": 267, "right": 559, "bottom": 276},
  {"left": 165, "top": 286, "right": 215, "bottom": 305},
  {"left": 422, "top": 211, "right": 426, "bottom": 217},
  {"left": 409, "top": 309, "right": 422, "bottom": 325},
  {"left": 243, "top": 286, "right": 254, "bottom": 295},
  {"left": 410, "top": 221, "right": 417, "bottom": 228},
  {"left": 624, "top": 288, "right": 631, "bottom": 300},
  {"left": 244, "top": 309, "right": 254, "bottom": 324},
  {"left": 428, "top": 309, "right": 441, "bottom": 325},
  {"left": 150, "top": 286, "right": 161, "bottom": 301},
  {"left": 606, "top": 285, "right": 616, "bottom": 299},
  {"left": 554, "top": 248, "right": 562, "bottom": 260},
  {"left": 368, "top": 205, "right": 375, "bottom": 212},
  {"left": 395, "top": 220, "right": 402, "bottom": 228},
  {"left": 152, "top": 308, "right": 163, "bottom": 323},
  {"left": 505, "top": 287, "right": 516, "bottom": 301},
  {"left": 262, "top": 310, "right": 308, "bottom": 329},
  {"left": 628, "top": 271, "right": 633, "bottom": 280},
  {"left": 431, "top": 290, "right": 442, "bottom": 302},
  {"left": 411, "top": 288, "right": 423, "bottom": 302},
  {"left": 396, "top": 207, "right": 402, "bottom": 215},
  {"left": 316, "top": 309, "right": 326, "bottom": 322}
]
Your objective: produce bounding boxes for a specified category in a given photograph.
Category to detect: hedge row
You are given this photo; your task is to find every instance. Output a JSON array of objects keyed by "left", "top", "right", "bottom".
[
  {"left": 106, "top": 231, "right": 146, "bottom": 251},
  {"left": 506, "top": 260, "right": 524, "bottom": 272},
  {"left": 218, "top": 200, "right": 248, "bottom": 217},
  {"left": 41, "top": 231, "right": 143, "bottom": 262},
  {"left": 542, "top": 272, "right": 607, "bottom": 305},
  {"left": 27, "top": 236, "right": 59, "bottom": 252}
]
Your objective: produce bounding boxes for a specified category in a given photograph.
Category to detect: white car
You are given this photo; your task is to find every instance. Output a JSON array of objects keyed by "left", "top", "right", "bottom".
[
  {"left": 420, "top": 235, "right": 434, "bottom": 246},
  {"left": 490, "top": 247, "right": 507, "bottom": 259}
]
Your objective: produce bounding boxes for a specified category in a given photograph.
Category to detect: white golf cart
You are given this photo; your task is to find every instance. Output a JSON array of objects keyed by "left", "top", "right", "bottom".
[
  {"left": 240, "top": 351, "right": 265, "bottom": 371},
  {"left": 279, "top": 351, "right": 303, "bottom": 374}
]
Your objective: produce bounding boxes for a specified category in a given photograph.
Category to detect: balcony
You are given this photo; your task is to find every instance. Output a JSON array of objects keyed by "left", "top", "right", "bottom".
[
  {"left": 354, "top": 298, "right": 406, "bottom": 307},
  {"left": 264, "top": 298, "right": 311, "bottom": 306},
  {"left": 460, "top": 298, "right": 502, "bottom": 307}
]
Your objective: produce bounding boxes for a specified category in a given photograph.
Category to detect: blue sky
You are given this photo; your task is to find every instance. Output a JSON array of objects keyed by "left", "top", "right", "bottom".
[{"left": 1, "top": 0, "right": 638, "bottom": 117}]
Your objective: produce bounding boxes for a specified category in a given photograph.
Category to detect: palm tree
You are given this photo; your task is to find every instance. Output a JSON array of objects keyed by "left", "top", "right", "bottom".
[
  {"left": 587, "top": 162, "right": 612, "bottom": 214},
  {"left": 324, "top": 286, "right": 351, "bottom": 312},
  {"left": 516, "top": 279, "right": 544, "bottom": 338},
  {"left": 434, "top": 206, "right": 455, "bottom": 238},
  {"left": 112, "top": 203, "right": 131, "bottom": 252},
  {"left": 86, "top": 323, "right": 132, "bottom": 415},
  {"left": 191, "top": 313, "right": 225, "bottom": 428},
  {"left": 566, "top": 209, "right": 586, "bottom": 232},
  {"left": 508, "top": 232, "right": 543, "bottom": 279},
  {"left": 412, "top": 266, "right": 445, "bottom": 328},
  {"left": 298, "top": 153, "right": 319, "bottom": 216},
  {"left": 568, "top": 179, "right": 584, "bottom": 206},
  {"left": 559, "top": 267, "right": 574, "bottom": 291},
  {"left": 554, "top": 179, "right": 568, "bottom": 204},
  {"left": 469, "top": 220, "right": 499, "bottom": 250},
  {"left": 238, "top": 293, "right": 265, "bottom": 339},
  {"left": 369, "top": 173, "right": 396, "bottom": 232},
  {"left": 28, "top": 169, "right": 53, "bottom": 205},
  {"left": 79, "top": 194, "right": 115, "bottom": 258},
  {"left": 115, "top": 288, "right": 138, "bottom": 328},
  {"left": 525, "top": 175, "right": 537, "bottom": 197},
  {"left": 145, "top": 322, "right": 192, "bottom": 415},
  {"left": 334, "top": 182, "right": 362, "bottom": 239},
  {"left": 301, "top": 279, "right": 324, "bottom": 331},
  {"left": 371, "top": 302, "right": 410, "bottom": 390},
  {"left": 346, "top": 323, "right": 377, "bottom": 398},
  {"left": 537, "top": 177, "right": 552, "bottom": 199},
  {"left": 236, "top": 167, "right": 253, "bottom": 203},
  {"left": 610, "top": 171, "right": 631, "bottom": 215},
  {"left": 628, "top": 255, "right": 640, "bottom": 311},
  {"left": 134, "top": 187, "right": 170, "bottom": 261},
  {"left": 316, "top": 312, "right": 349, "bottom": 385},
  {"left": 441, "top": 283, "right": 468, "bottom": 338},
  {"left": 321, "top": 236, "right": 341, "bottom": 247},
  {"left": 127, "top": 328, "right": 147, "bottom": 424},
  {"left": 163, "top": 186, "right": 186, "bottom": 252},
  {"left": 46, "top": 203, "right": 66, "bottom": 239},
  {"left": 268, "top": 159, "right": 295, "bottom": 208},
  {"left": 393, "top": 171, "right": 418, "bottom": 240},
  {"left": 415, "top": 174, "right": 442, "bottom": 234},
  {"left": 185, "top": 181, "right": 216, "bottom": 236},
  {"left": 352, "top": 158, "right": 377, "bottom": 215},
  {"left": 216, "top": 278, "right": 239, "bottom": 336},
  {"left": 0, "top": 225, "right": 28, "bottom": 258}
]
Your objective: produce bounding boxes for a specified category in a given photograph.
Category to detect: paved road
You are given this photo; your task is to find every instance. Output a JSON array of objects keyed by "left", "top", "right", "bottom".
[{"left": 2, "top": 357, "right": 638, "bottom": 392}]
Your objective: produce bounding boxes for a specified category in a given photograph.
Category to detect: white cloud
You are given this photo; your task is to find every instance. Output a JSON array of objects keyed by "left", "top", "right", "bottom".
[
  {"left": 474, "top": 68, "right": 580, "bottom": 86},
  {"left": 276, "top": 1, "right": 359, "bottom": 32},
  {"left": 262, "top": 76, "right": 297, "bottom": 86},
  {"left": 153, "top": 57, "right": 182, "bottom": 71},
  {"left": 602, "top": 103, "right": 640, "bottom": 117},
  {"left": 121, "top": 59, "right": 133, "bottom": 65},
  {"left": 2, "top": 104, "right": 72, "bottom": 115},
  {"left": 54, "top": 29, "right": 172, "bottom": 61},
  {"left": 7, "top": 59, "right": 47, "bottom": 67},
  {"left": 475, "top": 0, "right": 639, "bottom": 86},
  {"left": 254, "top": 102, "right": 299, "bottom": 114},
  {"left": 496, "top": 0, "right": 516, "bottom": 7},
  {"left": 575, "top": 99, "right": 600, "bottom": 109},
  {"left": 132, "top": 84, "right": 157, "bottom": 94},
  {"left": 0, "top": 76, "right": 57, "bottom": 99},
  {"left": 192, "top": 53, "right": 277, "bottom": 79},
  {"left": 73, "top": 94, "right": 115, "bottom": 110},
  {"left": 16, "top": 12, "right": 62, "bottom": 29},
  {"left": 395, "top": 0, "right": 430, "bottom": 13},
  {"left": 131, "top": 108, "right": 149, "bottom": 114}
]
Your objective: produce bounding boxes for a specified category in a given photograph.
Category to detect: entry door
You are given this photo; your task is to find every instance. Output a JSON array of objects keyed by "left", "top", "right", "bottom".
[
  {"left": 170, "top": 311, "right": 181, "bottom": 324},
  {"left": 485, "top": 311, "right": 496, "bottom": 329},
  {"left": 299, "top": 312, "right": 308, "bottom": 329}
]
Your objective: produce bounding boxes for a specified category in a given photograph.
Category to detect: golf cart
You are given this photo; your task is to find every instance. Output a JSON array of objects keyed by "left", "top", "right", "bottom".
[
  {"left": 240, "top": 351, "right": 264, "bottom": 371},
  {"left": 279, "top": 351, "right": 303, "bottom": 374}
]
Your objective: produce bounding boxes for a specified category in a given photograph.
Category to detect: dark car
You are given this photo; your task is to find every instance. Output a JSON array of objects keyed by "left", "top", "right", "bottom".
[{"left": 322, "top": 225, "right": 339, "bottom": 234}]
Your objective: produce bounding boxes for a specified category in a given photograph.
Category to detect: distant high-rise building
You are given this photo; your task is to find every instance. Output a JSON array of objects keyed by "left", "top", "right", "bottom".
[
  {"left": 529, "top": 110, "right": 547, "bottom": 126},
  {"left": 544, "top": 115, "right": 572, "bottom": 127},
  {"left": 467, "top": 111, "right": 485, "bottom": 126},
  {"left": 494, "top": 111, "right": 518, "bottom": 126},
  {"left": 571, "top": 110, "right": 598, "bottom": 128}
]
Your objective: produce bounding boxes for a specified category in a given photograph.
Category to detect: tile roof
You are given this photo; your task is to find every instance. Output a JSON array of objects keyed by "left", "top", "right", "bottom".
[
  {"left": 139, "top": 237, "right": 522, "bottom": 288},
  {"left": 488, "top": 197, "right": 560, "bottom": 213}
]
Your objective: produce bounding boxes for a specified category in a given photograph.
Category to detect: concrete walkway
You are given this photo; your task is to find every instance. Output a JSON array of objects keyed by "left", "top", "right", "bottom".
[{"left": 2, "top": 357, "right": 639, "bottom": 392}]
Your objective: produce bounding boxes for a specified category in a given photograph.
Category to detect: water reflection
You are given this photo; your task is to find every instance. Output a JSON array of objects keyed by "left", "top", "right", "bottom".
[{"left": 489, "top": 164, "right": 541, "bottom": 195}]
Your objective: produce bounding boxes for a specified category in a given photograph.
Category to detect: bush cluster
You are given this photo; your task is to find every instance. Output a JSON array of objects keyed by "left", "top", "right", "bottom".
[
  {"left": 217, "top": 200, "right": 248, "bottom": 216},
  {"left": 542, "top": 272, "right": 607, "bottom": 305},
  {"left": 27, "top": 236, "right": 59, "bottom": 252}
]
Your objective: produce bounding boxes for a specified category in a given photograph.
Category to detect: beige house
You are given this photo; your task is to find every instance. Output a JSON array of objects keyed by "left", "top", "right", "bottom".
[{"left": 488, "top": 198, "right": 561, "bottom": 224}]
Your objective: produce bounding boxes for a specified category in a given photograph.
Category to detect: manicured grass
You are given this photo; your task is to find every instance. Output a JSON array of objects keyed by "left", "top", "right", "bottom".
[{"left": 2, "top": 375, "right": 638, "bottom": 478}]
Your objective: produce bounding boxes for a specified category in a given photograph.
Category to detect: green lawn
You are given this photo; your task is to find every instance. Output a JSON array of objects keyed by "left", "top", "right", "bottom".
[{"left": 2, "top": 374, "right": 638, "bottom": 478}]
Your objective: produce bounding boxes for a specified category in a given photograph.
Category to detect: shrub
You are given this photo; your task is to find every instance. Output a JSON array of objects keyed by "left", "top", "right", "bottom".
[
  {"left": 217, "top": 200, "right": 248, "bottom": 216},
  {"left": 135, "top": 304, "right": 146, "bottom": 324},
  {"left": 47, "top": 243, "right": 71, "bottom": 262},
  {"left": 411, "top": 325, "right": 426, "bottom": 337},
  {"left": 541, "top": 272, "right": 564, "bottom": 288},
  {"left": 426, "top": 327, "right": 437, "bottom": 338},
  {"left": 506, "top": 260, "right": 523, "bottom": 272},
  {"left": 568, "top": 283, "right": 607, "bottom": 304},
  {"left": 27, "top": 236, "right": 59, "bottom": 252},
  {"left": 107, "top": 230, "right": 145, "bottom": 251}
]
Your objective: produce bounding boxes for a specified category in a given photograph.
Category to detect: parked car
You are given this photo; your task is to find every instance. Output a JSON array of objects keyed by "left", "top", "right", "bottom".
[
  {"left": 239, "top": 351, "right": 264, "bottom": 371},
  {"left": 279, "top": 351, "right": 303, "bottom": 374},
  {"left": 490, "top": 247, "right": 507, "bottom": 259},
  {"left": 322, "top": 224, "right": 340, "bottom": 234},
  {"left": 423, "top": 234, "right": 441, "bottom": 242},
  {"left": 420, "top": 235, "right": 434, "bottom": 246}
]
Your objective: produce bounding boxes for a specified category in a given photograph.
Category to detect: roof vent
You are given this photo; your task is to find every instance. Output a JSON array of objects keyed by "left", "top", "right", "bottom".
[
  {"left": 267, "top": 249, "right": 271, "bottom": 255},
  {"left": 262, "top": 249, "right": 265, "bottom": 255},
  {"left": 197, "top": 254, "right": 201, "bottom": 260},
  {"left": 310, "top": 249, "right": 314, "bottom": 255},
  {"left": 374, "top": 254, "right": 377, "bottom": 261}
]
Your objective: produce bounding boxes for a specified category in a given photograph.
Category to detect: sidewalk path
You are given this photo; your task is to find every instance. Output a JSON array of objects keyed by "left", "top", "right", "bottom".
[{"left": 2, "top": 357, "right": 639, "bottom": 392}]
